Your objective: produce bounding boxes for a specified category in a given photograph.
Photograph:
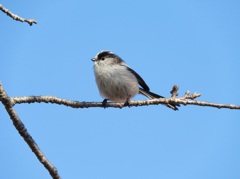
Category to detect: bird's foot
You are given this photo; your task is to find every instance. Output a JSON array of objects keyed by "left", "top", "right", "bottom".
[
  {"left": 102, "top": 99, "right": 108, "bottom": 108},
  {"left": 123, "top": 97, "right": 131, "bottom": 107}
]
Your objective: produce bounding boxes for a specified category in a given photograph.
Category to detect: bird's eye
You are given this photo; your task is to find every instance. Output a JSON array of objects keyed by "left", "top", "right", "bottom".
[{"left": 101, "top": 57, "right": 105, "bottom": 60}]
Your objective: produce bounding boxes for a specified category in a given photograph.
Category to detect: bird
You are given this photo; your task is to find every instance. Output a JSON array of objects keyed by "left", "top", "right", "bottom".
[{"left": 91, "top": 50, "right": 178, "bottom": 110}]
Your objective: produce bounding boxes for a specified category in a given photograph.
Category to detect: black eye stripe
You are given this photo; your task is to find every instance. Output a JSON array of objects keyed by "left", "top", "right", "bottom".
[
  {"left": 96, "top": 51, "right": 125, "bottom": 64},
  {"left": 97, "top": 51, "right": 111, "bottom": 59},
  {"left": 97, "top": 51, "right": 118, "bottom": 60}
]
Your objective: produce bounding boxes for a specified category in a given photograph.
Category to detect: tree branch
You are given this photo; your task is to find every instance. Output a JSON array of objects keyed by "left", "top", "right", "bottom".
[
  {"left": 0, "top": 4, "right": 37, "bottom": 26},
  {"left": 10, "top": 94, "right": 240, "bottom": 110},
  {"left": 0, "top": 84, "right": 61, "bottom": 179},
  {"left": 0, "top": 82, "right": 239, "bottom": 178},
  {"left": 9, "top": 86, "right": 240, "bottom": 110}
]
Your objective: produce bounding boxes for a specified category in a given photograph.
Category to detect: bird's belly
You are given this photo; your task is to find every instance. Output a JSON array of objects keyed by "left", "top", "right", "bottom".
[{"left": 95, "top": 66, "right": 139, "bottom": 102}]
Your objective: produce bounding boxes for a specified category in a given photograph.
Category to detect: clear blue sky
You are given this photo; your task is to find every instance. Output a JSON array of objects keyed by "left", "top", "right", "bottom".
[{"left": 0, "top": 1, "right": 239, "bottom": 179}]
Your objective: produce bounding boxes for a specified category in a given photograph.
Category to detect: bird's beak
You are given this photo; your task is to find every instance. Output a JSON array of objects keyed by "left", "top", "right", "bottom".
[{"left": 91, "top": 58, "right": 96, "bottom": 62}]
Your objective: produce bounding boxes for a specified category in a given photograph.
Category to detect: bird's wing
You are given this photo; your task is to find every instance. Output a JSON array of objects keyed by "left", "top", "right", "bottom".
[{"left": 126, "top": 67, "right": 150, "bottom": 91}]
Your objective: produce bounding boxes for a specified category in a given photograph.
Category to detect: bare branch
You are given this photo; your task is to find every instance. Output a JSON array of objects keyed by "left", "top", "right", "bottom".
[
  {"left": 0, "top": 84, "right": 61, "bottom": 179},
  {"left": 1, "top": 82, "right": 239, "bottom": 178},
  {"left": 170, "top": 84, "right": 179, "bottom": 98},
  {"left": 182, "top": 91, "right": 202, "bottom": 100},
  {"left": 0, "top": 4, "right": 37, "bottom": 26},
  {"left": 10, "top": 92, "right": 240, "bottom": 110}
]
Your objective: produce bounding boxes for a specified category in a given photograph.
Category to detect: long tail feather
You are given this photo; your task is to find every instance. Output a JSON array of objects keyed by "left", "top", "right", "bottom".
[{"left": 139, "top": 88, "right": 179, "bottom": 111}]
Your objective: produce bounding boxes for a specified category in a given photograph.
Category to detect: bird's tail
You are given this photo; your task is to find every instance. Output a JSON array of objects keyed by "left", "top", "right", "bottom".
[{"left": 139, "top": 88, "right": 179, "bottom": 111}]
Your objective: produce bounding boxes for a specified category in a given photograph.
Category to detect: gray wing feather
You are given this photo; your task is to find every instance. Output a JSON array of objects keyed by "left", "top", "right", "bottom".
[{"left": 126, "top": 67, "right": 150, "bottom": 91}]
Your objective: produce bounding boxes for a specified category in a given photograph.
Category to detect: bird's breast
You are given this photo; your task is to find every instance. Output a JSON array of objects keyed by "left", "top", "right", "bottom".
[{"left": 94, "top": 65, "right": 139, "bottom": 102}]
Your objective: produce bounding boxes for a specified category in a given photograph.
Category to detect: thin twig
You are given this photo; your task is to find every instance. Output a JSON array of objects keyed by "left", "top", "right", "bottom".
[
  {"left": 0, "top": 4, "right": 37, "bottom": 26},
  {"left": 10, "top": 94, "right": 240, "bottom": 110},
  {"left": 0, "top": 84, "right": 61, "bottom": 179},
  {"left": 170, "top": 84, "right": 179, "bottom": 98}
]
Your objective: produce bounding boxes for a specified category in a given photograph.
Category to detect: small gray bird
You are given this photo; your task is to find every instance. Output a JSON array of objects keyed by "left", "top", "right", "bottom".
[{"left": 92, "top": 50, "right": 178, "bottom": 110}]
